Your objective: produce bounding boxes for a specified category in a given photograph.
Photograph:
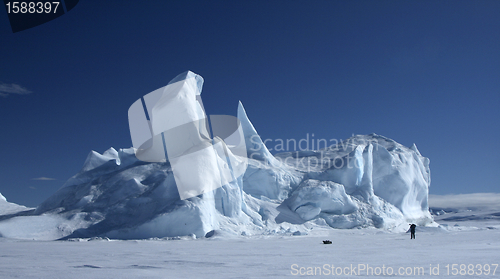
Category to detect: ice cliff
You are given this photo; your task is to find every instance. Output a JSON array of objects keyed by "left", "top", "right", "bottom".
[{"left": 0, "top": 72, "right": 434, "bottom": 240}]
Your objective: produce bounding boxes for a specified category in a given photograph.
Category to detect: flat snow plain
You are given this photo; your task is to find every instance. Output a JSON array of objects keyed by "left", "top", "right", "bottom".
[{"left": 1, "top": 194, "right": 499, "bottom": 279}]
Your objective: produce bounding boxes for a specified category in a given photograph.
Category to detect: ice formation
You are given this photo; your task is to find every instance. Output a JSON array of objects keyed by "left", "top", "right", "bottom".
[
  {"left": 0, "top": 193, "right": 33, "bottom": 216},
  {"left": 0, "top": 72, "right": 434, "bottom": 240}
]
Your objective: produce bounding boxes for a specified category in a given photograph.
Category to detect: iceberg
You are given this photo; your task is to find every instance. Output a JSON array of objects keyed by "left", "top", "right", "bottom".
[{"left": 0, "top": 72, "right": 434, "bottom": 240}]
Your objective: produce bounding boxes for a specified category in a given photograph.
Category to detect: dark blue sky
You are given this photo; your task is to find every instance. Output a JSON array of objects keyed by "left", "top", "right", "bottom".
[{"left": 1, "top": 0, "right": 499, "bottom": 206}]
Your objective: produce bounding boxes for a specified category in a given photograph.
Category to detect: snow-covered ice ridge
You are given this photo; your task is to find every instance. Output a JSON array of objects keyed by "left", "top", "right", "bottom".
[
  {"left": 0, "top": 83, "right": 434, "bottom": 241},
  {"left": 0, "top": 116, "right": 433, "bottom": 240}
]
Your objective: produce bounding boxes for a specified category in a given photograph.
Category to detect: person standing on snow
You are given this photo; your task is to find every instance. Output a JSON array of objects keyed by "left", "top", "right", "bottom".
[{"left": 409, "top": 224, "right": 416, "bottom": 239}]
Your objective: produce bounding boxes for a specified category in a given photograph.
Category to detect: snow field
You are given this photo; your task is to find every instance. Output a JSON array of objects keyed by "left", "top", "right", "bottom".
[{"left": 0, "top": 225, "right": 498, "bottom": 278}]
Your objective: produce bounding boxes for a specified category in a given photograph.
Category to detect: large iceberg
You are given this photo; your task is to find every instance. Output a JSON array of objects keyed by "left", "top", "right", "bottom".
[{"left": 0, "top": 72, "right": 434, "bottom": 240}]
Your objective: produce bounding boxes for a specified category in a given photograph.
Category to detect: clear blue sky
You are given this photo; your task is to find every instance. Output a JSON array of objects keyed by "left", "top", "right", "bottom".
[{"left": 1, "top": 0, "right": 499, "bottom": 207}]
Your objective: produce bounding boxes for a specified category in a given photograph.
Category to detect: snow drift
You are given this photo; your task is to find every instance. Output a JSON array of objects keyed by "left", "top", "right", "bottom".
[{"left": 0, "top": 72, "right": 434, "bottom": 240}]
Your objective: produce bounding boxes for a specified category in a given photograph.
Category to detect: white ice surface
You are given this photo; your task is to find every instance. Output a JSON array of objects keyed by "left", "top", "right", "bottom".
[
  {"left": 0, "top": 213, "right": 498, "bottom": 278},
  {"left": 286, "top": 179, "right": 357, "bottom": 221},
  {"left": 429, "top": 193, "right": 500, "bottom": 231},
  {"left": 0, "top": 193, "right": 33, "bottom": 216},
  {"left": 0, "top": 213, "right": 92, "bottom": 240}
]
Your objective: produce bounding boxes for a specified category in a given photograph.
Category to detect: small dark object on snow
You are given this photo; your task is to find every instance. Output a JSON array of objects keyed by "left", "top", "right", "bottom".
[
  {"left": 205, "top": 230, "right": 216, "bottom": 238},
  {"left": 323, "top": 240, "right": 332, "bottom": 244}
]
